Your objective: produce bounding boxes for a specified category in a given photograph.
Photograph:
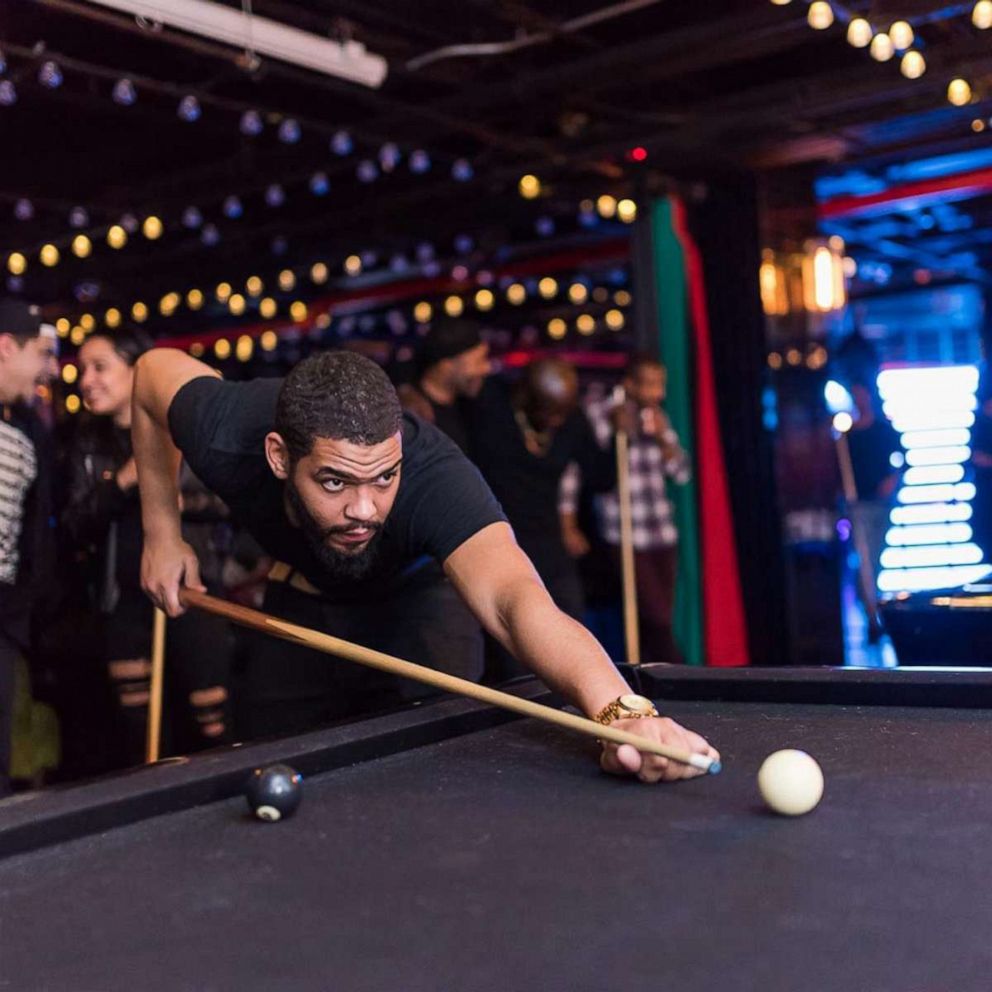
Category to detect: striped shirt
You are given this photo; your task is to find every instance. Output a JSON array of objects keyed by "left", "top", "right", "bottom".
[
  {"left": 0, "top": 414, "right": 38, "bottom": 584},
  {"left": 559, "top": 395, "right": 690, "bottom": 550}
]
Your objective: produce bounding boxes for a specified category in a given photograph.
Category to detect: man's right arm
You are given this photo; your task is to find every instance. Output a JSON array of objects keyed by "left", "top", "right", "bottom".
[{"left": 132, "top": 348, "right": 220, "bottom": 616}]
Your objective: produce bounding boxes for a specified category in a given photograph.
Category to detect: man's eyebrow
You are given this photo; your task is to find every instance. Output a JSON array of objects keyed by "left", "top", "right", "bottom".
[{"left": 314, "top": 457, "right": 403, "bottom": 483}]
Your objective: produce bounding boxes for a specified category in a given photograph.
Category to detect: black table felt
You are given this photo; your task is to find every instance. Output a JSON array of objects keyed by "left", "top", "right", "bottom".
[{"left": 2, "top": 700, "right": 991, "bottom": 992}]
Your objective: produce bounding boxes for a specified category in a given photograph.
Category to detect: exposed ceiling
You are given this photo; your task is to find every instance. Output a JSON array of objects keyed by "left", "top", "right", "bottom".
[{"left": 1, "top": 0, "right": 991, "bottom": 336}]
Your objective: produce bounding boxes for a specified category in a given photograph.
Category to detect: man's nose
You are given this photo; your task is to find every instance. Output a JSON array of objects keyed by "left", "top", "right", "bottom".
[{"left": 344, "top": 486, "right": 377, "bottom": 522}]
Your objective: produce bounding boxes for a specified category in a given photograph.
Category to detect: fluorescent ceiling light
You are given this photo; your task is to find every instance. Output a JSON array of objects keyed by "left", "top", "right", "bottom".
[{"left": 85, "top": 0, "right": 387, "bottom": 87}]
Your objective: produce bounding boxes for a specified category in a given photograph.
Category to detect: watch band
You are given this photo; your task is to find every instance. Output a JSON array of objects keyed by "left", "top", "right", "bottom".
[{"left": 593, "top": 696, "right": 659, "bottom": 726}]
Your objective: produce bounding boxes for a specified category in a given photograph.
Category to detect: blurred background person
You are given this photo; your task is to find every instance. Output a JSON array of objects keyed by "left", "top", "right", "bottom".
[
  {"left": 0, "top": 301, "right": 58, "bottom": 794},
  {"left": 469, "top": 357, "right": 617, "bottom": 629},
  {"left": 397, "top": 317, "right": 491, "bottom": 454},
  {"left": 64, "top": 331, "right": 232, "bottom": 765},
  {"left": 560, "top": 354, "right": 691, "bottom": 664}
]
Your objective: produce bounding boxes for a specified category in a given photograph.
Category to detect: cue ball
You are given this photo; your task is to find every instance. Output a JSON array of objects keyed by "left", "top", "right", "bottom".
[
  {"left": 757, "top": 750, "right": 823, "bottom": 816},
  {"left": 245, "top": 763, "right": 303, "bottom": 822}
]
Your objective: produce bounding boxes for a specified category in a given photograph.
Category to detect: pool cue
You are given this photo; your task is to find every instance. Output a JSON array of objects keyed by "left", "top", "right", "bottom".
[
  {"left": 179, "top": 588, "right": 719, "bottom": 774},
  {"left": 613, "top": 386, "right": 641, "bottom": 666},
  {"left": 145, "top": 607, "right": 167, "bottom": 763},
  {"left": 834, "top": 428, "right": 881, "bottom": 629}
]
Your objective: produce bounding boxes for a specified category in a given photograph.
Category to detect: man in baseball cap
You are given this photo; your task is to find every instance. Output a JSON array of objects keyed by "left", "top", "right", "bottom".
[{"left": 400, "top": 318, "right": 491, "bottom": 454}]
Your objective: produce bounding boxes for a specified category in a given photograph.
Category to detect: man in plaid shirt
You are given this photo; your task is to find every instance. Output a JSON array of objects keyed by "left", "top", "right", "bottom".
[{"left": 559, "top": 354, "right": 690, "bottom": 663}]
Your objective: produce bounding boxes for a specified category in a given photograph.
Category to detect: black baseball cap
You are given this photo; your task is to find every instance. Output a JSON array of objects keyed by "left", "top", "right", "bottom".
[
  {"left": 0, "top": 299, "right": 42, "bottom": 339},
  {"left": 420, "top": 318, "right": 484, "bottom": 369}
]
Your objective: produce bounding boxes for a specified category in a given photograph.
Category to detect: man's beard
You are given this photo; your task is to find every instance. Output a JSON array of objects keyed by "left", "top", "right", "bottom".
[{"left": 285, "top": 479, "right": 384, "bottom": 581}]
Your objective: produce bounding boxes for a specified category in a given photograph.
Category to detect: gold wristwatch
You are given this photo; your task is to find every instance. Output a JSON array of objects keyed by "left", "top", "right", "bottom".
[{"left": 594, "top": 693, "right": 659, "bottom": 726}]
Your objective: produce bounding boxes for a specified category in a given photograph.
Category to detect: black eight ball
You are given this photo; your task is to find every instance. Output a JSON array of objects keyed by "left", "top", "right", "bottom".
[{"left": 245, "top": 763, "right": 303, "bottom": 822}]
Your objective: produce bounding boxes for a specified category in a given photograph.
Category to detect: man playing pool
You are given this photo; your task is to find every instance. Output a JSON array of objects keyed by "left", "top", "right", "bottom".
[{"left": 132, "top": 348, "right": 719, "bottom": 783}]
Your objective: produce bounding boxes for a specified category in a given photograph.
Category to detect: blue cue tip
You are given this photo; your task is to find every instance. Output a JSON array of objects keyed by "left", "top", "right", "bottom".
[{"left": 708, "top": 760, "right": 722, "bottom": 775}]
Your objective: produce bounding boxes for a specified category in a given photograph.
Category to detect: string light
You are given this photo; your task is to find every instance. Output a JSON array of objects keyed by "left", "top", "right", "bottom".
[
  {"left": 177, "top": 95, "right": 201, "bottom": 122},
  {"left": 215, "top": 282, "right": 232, "bottom": 303},
  {"left": 190, "top": 343, "right": 205, "bottom": 358},
  {"left": 344, "top": 255, "right": 362, "bottom": 276},
  {"left": 228, "top": 293, "right": 246, "bottom": 316},
  {"left": 615, "top": 290, "right": 632, "bottom": 306},
  {"left": 260, "top": 330, "right": 278, "bottom": 351},
  {"left": 79, "top": 313, "right": 95, "bottom": 332},
  {"left": 474, "top": 289, "right": 494, "bottom": 311},
  {"left": 40, "top": 244, "right": 60, "bottom": 267},
  {"left": 975, "top": 0, "right": 992, "bottom": 28},
  {"left": 131, "top": 302, "right": 148, "bottom": 323},
  {"left": 65, "top": 394, "right": 81, "bottom": 414},
  {"left": 949, "top": 78, "right": 973, "bottom": 106},
  {"left": 104, "top": 308, "right": 121, "bottom": 328},
  {"left": 519, "top": 175, "right": 541, "bottom": 199},
  {"left": 107, "top": 225, "right": 127, "bottom": 249},
  {"left": 889, "top": 20, "right": 914, "bottom": 49},
  {"left": 596, "top": 195, "right": 617, "bottom": 219},
  {"left": 142, "top": 215, "right": 163, "bottom": 240},
  {"left": 617, "top": 199, "right": 637, "bottom": 223},
  {"left": 901, "top": 51, "right": 926, "bottom": 79},
  {"left": 310, "top": 263, "right": 328, "bottom": 284},
  {"left": 444, "top": 295, "right": 464, "bottom": 317},
  {"left": 240, "top": 109, "right": 263, "bottom": 136},
  {"left": 870, "top": 33, "right": 894, "bottom": 61},
  {"left": 186, "top": 289, "right": 204, "bottom": 310},
  {"left": 278, "top": 270, "right": 296, "bottom": 292},
  {"left": 260, "top": 297, "right": 277, "bottom": 319},
  {"left": 605, "top": 309, "right": 625, "bottom": 331},
  {"left": 61, "top": 364, "right": 78, "bottom": 384},
  {"left": 576, "top": 314, "right": 595, "bottom": 335},
  {"left": 847, "top": 18, "right": 872, "bottom": 47},
  {"left": 71, "top": 235, "right": 92, "bottom": 258},
  {"left": 246, "top": 276, "right": 263, "bottom": 297},
  {"left": 70, "top": 326, "right": 85, "bottom": 346},
  {"left": 538, "top": 277, "right": 558, "bottom": 299},
  {"left": 569, "top": 283, "right": 588, "bottom": 305},
  {"left": 55, "top": 317, "right": 70, "bottom": 336},
  {"left": 290, "top": 301, "right": 307, "bottom": 322},
  {"left": 236, "top": 335, "right": 254, "bottom": 362},
  {"left": 7, "top": 252, "right": 25, "bottom": 275},
  {"left": 214, "top": 339, "right": 231, "bottom": 360},
  {"left": 547, "top": 318, "right": 567, "bottom": 340},
  {"left": 807, "top": 2, "right": 834, "bottom": 29},
  {"left": 113, "top": 78, "right": 137, "bottom": 106},
  {"left": 507, "top": 283, "right": 526, "bottom": 305},
  {"left": 413, "top": 301, "right": 432, "bottom": 323}
]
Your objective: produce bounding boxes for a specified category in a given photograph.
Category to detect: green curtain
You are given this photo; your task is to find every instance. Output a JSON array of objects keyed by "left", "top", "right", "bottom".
[{"left": 651, "top": 198, "right": 703, "bottom": 665}]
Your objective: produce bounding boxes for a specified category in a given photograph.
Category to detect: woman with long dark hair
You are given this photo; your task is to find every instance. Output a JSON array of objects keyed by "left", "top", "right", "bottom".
[{"left": 64, "top": 332, "right": 232, "bottom": 764}]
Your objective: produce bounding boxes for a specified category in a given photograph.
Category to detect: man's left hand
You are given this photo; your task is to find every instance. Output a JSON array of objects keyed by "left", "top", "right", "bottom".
[{"left": 599, "top": 715, "right": 719, "bottom": 783}]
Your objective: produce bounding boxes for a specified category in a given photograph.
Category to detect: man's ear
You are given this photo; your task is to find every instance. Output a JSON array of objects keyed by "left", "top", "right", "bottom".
[
  {"left": 264, "top": 432, "right": 292, "bottom": 480},
  {"left": 0, "top": 333, "right": 16, "bottom": 361}
]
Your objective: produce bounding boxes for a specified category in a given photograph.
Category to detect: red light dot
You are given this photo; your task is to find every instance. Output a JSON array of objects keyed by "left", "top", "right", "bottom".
[{"left": 630, "top": 146, "right": 648, "bottom": 162}]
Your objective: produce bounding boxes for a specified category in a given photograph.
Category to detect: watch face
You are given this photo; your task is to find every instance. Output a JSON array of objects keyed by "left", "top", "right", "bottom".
[{"left": 619, "top": 693, "right": 655, "bottom": 715}]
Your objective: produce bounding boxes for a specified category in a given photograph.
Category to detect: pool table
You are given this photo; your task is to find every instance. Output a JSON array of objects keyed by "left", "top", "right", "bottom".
[
  {"left": 2, "top": 665, "right": 992, "bottom": 991},
  {"left": 880, "top": 583, "right": 992, "bottom": 666}
]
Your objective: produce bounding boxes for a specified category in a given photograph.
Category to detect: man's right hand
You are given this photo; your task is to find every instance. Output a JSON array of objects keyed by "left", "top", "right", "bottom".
[{"left": 141, "top": 537, "right": 206, "bottom": 617}]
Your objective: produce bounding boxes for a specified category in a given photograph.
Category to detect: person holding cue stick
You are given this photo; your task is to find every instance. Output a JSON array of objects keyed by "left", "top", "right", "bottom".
[{"left": 132, "top": 348, "right": 719, "bottom": 782}]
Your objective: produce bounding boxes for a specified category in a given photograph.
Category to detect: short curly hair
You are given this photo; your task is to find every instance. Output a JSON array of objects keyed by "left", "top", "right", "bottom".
[{"left": 275, "top": 351, "right": 402, "bottom": 459}]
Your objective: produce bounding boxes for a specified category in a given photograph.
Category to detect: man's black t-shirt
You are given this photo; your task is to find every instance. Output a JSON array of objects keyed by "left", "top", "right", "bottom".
[
  {"left": 467, "top": 379, "right": 615, "bottom": 569},
  {"left": 168, "top": 376, "right": 505, "bottom": 602}
]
